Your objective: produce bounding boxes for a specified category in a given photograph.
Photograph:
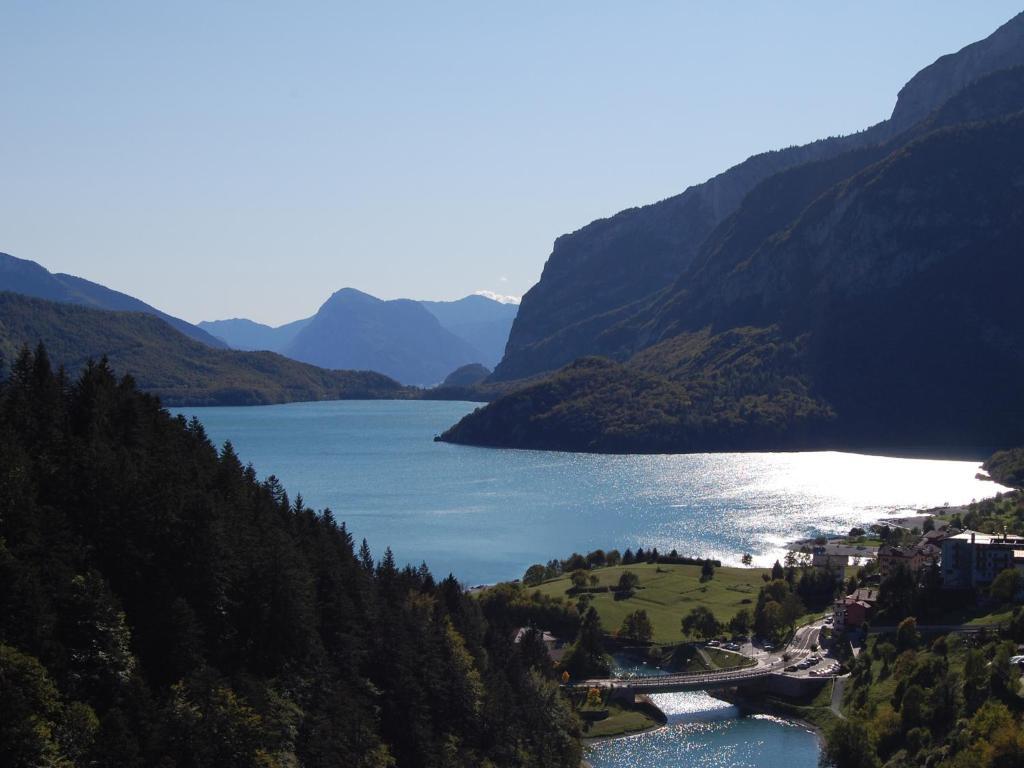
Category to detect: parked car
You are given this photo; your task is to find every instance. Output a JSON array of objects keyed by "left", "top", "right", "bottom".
[
  {"left": 707, "top": 640, "right": 720, "bottom": 647},
  {"left": 785, "top": 665, "right": 798, "bottom": 672}
]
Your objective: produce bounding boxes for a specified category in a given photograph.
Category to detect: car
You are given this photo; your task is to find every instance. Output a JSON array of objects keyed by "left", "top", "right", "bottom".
[
  {"left": 797, "top": 660, "right": 812, "bottom": 670},
  {"left": 824, "top": 616, "right": 833, "bottom": 624},
  {"left": 763, "top": 644, "right": 774, "bottom": 652},
  {"left": 725, "top": 643, "right": 740, "bottom": 651},
  {"left": 785, "top": 664, "right": 798, "bottom": 672},
  {"left": 707, "top": 640, "right": 720, "bottom": 647},
  {"left": 808, "top": 658, "right": 820, "bottom": 666},
  {"left": 809, "top": 669, "right": 819, "bottom": 676}
]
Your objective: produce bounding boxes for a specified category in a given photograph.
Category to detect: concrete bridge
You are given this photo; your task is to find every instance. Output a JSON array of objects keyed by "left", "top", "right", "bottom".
[
  {"left": 573, "top": 621, "right": 827, "bottom": 696},
  {"left": 576, "top": 657, "right": 787, "bottom": 695}
]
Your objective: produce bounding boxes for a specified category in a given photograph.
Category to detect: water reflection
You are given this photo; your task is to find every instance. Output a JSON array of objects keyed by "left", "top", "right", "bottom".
[{"left": 586, "top": 691, "right": 819, "bottom": 768}]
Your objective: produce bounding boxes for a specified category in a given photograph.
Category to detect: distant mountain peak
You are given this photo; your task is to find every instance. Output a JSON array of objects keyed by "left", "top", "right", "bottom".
[{"left": 472, "top": 290, "right": 520, "bottom": 305}]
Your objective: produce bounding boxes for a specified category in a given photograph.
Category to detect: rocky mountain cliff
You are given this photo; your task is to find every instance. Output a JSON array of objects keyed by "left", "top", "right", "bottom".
[
  {"left": 492, "top": 11, "right": 1024, "bottom": 383},
  {"left": 442, "top": 15, "right": 1024, "bottom": 454}
]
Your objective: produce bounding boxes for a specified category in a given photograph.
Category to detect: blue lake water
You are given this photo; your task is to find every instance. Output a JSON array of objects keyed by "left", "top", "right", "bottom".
[
  {"left": 168, "top": 398, "right": 1001, "bottom": 767},
  {"left": 590, "top": 656, "right": 820, "bottom": 767},
  {"left": 585, "top": 691, "right": 820, "bottom": 768},
  {"left": 171, "top": 399, "right": 1004, "bottom": 586}
]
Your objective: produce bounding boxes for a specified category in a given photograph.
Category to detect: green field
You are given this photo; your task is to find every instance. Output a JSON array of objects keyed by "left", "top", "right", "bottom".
[
  {"left": 534, "top": 563, "right": 768, "bottom": 644},
  {"left": 580, "top": 706, "right": 660, "bottom": 739}
]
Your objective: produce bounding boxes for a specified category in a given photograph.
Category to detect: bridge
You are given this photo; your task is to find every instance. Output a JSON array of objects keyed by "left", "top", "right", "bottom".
[
  {"left": 572, "top": 621, "right": 826, "bottom": 695},
  {"left": 577, "top": 660, "right": 782, "bottom": 693}
]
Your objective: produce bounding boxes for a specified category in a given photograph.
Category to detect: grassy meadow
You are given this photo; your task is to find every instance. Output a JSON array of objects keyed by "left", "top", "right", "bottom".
[{"left": 533, "top": 563, "right": 769, "bottom": 645}]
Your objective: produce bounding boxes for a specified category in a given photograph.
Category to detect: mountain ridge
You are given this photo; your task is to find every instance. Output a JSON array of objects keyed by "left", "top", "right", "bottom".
[
  {"left": 0, "top": 251, "right": 227, "bottom": 349},
  {"left": 492, "top": 10, "right": 1024, "bottom": 383},
  {"left": 441, "top": 18, "right": 1024, "bottom": 454}
]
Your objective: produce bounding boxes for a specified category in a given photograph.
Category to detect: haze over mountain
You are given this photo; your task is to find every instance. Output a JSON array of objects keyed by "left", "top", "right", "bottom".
[
  {"left": 419, "top": 294, "right": 519, "bottom": 368},
  {"left": 201, "top": 290, "right": 518, "bottom": 385},
  {"left": 442, "top": 12, "right": 1024, "bottom": 454},
  {"left": 198, "top": 316, "right": 312, "bottom": 352},
  {"left": 279, "top": 288, "right": 480, "bottom": 386},
  {"left": 0, "top": 252, "right": 227, "bottom": 349}
]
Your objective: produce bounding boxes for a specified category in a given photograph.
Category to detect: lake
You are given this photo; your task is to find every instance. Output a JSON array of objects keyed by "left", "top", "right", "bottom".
[
  {"left": 585, "top": 691, "right": 820, "bottom": 768},
  {"left": 171, "top": 399, "right": 1004, "bottom": 586}
]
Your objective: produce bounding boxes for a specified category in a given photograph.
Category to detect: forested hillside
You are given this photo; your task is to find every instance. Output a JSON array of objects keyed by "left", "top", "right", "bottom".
[
  {"left": 0, "top": 347, "right": 581, "bottom": 767},
  {"left": 0, "top": 293, "right": 412, "bottom": 406},
  {"left": 443, "top": 63, "right": 1024, "bottom": 454}
]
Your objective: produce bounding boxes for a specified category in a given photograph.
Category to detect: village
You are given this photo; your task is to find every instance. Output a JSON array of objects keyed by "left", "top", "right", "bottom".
[{"left": 819, "top": 519, "right": 1024, "bottom": 633}]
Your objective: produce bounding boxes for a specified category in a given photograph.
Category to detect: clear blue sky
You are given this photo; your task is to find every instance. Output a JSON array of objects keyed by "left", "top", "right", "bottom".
[{"left": 3, "top": 2, "right": 1021, "bottom": 325}]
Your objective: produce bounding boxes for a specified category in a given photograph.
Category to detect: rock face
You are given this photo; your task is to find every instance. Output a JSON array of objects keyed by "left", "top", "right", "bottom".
[
  {"left": 441, "top": 17, "right": 1024, "bottom": 454},
  {"left": 283, "top": 288, "right": 483, "bottom": 387},
  {"left": 493, "top": 10, "right": 1024, "bottom": 383},
  {"left": 0, "top": 252, "right": 227, "bottom": 349}
]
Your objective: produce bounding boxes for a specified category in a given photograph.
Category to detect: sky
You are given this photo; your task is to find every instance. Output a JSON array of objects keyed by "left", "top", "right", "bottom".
[{"left": 3, "top": 2, "right": 1022, "bottom": 326}]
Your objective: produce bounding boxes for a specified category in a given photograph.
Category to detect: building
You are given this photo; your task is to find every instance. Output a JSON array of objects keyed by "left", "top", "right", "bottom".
[
  {"left": 833, "top": 587, "right": 879, "bottom": 633},
  {"left": 513, "top": 627, "right": 565, "bottom": 663},
  {"left": 941, "top": 530, "right": 1024, "bottom": 591},
  {"left": 877, "top": 545, "right": 927, "bottom": 579},
  {"left": 810, "top": 543, "right": 878, "bottom": 577}
]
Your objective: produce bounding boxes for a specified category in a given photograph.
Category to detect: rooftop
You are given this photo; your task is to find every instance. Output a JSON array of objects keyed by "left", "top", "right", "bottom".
[{"left": 948, "top": 530, "right": 1024, "bottom": 546}]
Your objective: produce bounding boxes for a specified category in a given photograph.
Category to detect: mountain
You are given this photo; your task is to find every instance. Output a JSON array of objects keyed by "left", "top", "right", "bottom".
[
  {"left": 492, "top": 11, "right": 1024, "bottom": 383},
  {"left": 441, "top": 363, "right": 492, "bottom": 388},
  {"left": 198, "top": 316, "right": 311, "bottom": 351},
  {"left": 441, "top": 19, "right": 1024, "bottom": 454},
  {"left": 0, "top": 251, "right": 227, "bottom": 349},
  {"left": 420, "top": 294, "right": 518, "bottom": 368},
  {"left": 282, "top": 288, "right": 483, "bottom": 386},
  {"left": 0, "top": 292, "right": 411, "bottom": 405},
  {"left": 202, "top": 293, "right": 516, "bottom": 373}
]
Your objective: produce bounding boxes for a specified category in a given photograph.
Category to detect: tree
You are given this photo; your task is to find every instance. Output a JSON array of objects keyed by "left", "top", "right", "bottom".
[
  {"left": 561, "top": 607, "right": 610, "bottom": 679},
  {"left": 681, "top": 606, "right": 721, "bottom": 640},
  {"left": 729, "top": 608, "right": 753, "bottom": 637},
  {"left": 523, "top": 564, "right": 546, "bottom": 587},
  {"left": 741, "top": 553, "right": 753, "bottom": 567},
  {"left": 821, "top": 718, "right": 879, "bottom": 768},
  {"left": 896, "top": 617, "right": 920, "bottom": 651},
  {"left": 619, "top": 610, "right": 654, "bottom": 644},
  {"left": 616, "top": 571, "right": 639, "bottom": 596},
  {"left": 771, "top": 560, "right": 784, "bottom": 581},
  {"left": 700, "top": 559, "right": 715, "bottom": 581},
  {"left": 989, "top": 567, "right": 1022, "bottom": 604},
  {"left": 570, "top": 570, "right": 588, "bottom": 589}
]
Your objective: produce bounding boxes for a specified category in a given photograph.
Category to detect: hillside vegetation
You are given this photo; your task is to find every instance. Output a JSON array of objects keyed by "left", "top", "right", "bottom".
[
  {"left": 0, "top": 293, "right": 412, "bottom": 406},
  {"left": 0, "top": 347, "right": 581, "bottom": 767}
]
